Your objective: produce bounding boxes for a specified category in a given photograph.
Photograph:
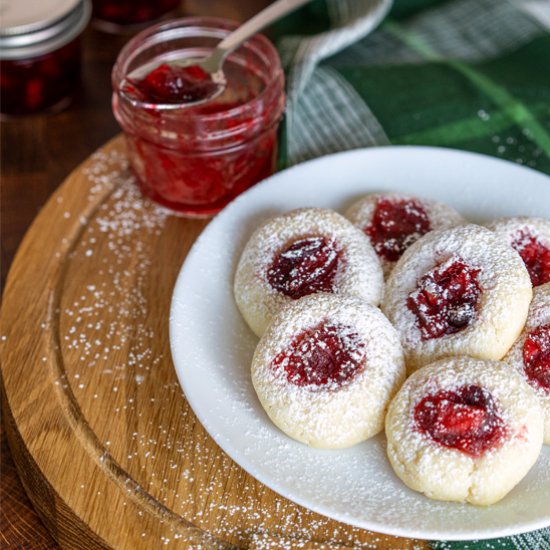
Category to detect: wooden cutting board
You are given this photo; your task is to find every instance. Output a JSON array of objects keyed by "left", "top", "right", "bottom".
[{"left": 0, "top": 135, "right": 428, "bottom": 549}]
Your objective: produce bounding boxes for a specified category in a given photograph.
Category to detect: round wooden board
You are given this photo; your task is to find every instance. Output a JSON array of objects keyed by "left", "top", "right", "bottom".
[{"left": 0, "top": 135, "right": 428, "bottom": 549}]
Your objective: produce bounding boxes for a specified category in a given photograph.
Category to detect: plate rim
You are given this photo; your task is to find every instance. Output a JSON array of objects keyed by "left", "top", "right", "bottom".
[{"left": 169, "top": 145, "right": 550, "bottom": 541}]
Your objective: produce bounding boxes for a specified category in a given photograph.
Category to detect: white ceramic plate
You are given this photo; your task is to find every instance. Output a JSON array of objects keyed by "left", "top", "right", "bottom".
[{"left": 170, "top": 146, "right": 550, "bottom": 541}]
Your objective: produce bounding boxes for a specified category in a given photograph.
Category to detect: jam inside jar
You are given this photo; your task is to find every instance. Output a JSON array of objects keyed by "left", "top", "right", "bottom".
[
  {"left": 112, "top": 18, "right": 286, "bottom": 217},
  {"left": 0, "top": 0, "right": 90, "bottom": 116},
  {"left": 92, "top": 0, "right": 180, "bottom": 27},
  {"left": 0, "top": 39, "right": 81, "bottom": 115}
]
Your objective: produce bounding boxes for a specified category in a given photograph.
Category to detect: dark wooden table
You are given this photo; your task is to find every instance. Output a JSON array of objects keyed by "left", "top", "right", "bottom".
[{"left": 0, "top": 2, "right": 266, "bottom": 547}]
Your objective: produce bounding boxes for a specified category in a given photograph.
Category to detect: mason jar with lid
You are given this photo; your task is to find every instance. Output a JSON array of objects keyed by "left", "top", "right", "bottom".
[{"left": 0, "top": 0, "right": 91, "bottom": 115}]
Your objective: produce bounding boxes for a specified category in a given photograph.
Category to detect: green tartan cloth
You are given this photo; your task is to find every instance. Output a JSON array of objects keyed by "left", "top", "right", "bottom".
[
  {"left": 271, "top": 0, "right": 550, "bottom": 548},
  {"left": 274, "top": 0, "right": 550, "bottom": 172}
]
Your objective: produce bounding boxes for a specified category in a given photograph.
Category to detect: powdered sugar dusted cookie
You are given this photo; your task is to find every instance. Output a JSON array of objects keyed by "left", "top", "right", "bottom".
[
  {"left": 485, "top": 216, "right": 550, "bottom": 287},
  {"left": 503, "top": 282, "right": 550, "bottom": 444},
  {"left": 345, "top": 192, "right": 464, "bottom": 276},
  {"left": 252, "top": 293, "right": 405, "bottom": 449},
  {"left": 386, "top": 357, "right": 544, "bottom": 505},
  {"left": 382, "top": 224, "right": 532, "bottom": 372},
  {"left": 235, "top": 208, "right": 384, "bottom": 337}
]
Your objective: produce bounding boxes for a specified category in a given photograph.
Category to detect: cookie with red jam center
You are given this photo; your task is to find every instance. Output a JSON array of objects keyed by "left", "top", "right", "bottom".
[
  {"left": 235, "top": 208, "right": 383, "bottom": 337},
  {"left": 486, "top": 217, "right": 550, "bottom": 287},
  {"left": 382, "top": 225, "right": 532, "bottom": 372},
  {"left": 386, "top": 357, "right": 544, "bottom": 505},
  {"left": 345, "top": 192, "right": 464, "bottom": 276},
  {"left": 252, "top": 294, "right": 405, "bottom": 449},
  {"left": 503, "top": 282, "right": 550, "bottom": 444},
  {"left": 413, "top": 384, "right": 507, "bottom": 457}
]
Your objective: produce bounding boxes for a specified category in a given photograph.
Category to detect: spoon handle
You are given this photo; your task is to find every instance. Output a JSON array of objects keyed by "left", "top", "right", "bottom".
[{"left": 218, "top": 0, "right": 312, "bottom": 54}]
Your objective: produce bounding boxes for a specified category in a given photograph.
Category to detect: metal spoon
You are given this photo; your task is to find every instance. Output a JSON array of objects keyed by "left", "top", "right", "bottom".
[{"left": 121, "top": 0, "right": 311, "bottom": 109}]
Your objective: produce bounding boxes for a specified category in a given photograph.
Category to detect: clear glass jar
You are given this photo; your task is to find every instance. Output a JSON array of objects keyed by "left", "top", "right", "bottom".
[
  {"left": 112, "top": 17, "right": 285, "bottom": 217},
  {"left": 0, "top": 0, "right": 91, "bottom": 116},
  {"left": 92, "top": 0, "right": 180, "bottom": 30}
]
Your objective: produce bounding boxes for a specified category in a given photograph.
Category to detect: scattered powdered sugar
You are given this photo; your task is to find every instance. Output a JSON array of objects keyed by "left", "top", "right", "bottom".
[{"left": 54, "top": 151, "right": 415, "bottom": 547}]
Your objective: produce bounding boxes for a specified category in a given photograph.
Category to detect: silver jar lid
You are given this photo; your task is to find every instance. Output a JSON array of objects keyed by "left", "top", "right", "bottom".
[{"left": 0, "top": 0, "right": 91, "bottom": 59}]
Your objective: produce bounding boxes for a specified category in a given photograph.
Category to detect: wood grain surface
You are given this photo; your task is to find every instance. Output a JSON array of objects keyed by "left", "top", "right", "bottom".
[
  {"left": 0, "top": 2, "right": 429, "bottom": 548},
  {"left": 1, "top": 133, "right": 429, "bottom": 549}
]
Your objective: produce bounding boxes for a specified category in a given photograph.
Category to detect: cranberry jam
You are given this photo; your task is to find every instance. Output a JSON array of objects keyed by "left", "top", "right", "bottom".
[
  {"left": 272, "top": 323, "right": 366, "bottom": 388},
  {"left": 92, "top": 0, "right": 179, "bottom": 27},
  {"left": 523, "top": 324, "right": 550, "bottom": 392},
  {"left": 112, "top": 18, "right": 285, "bottom": 217},
  {"left": 126, "top": 63, "right": 217, "bottom": 105},
  {"left": 366, "top": 197, "right": 431, "bottom": 262},
  {"left": 0, "top": 0, "right": 91, "bottom": 116},
  {"left": 511, "top": 228, "right": 550, "bottom": 287},
  {"left": 267, "top": 237, "right": 341, "bottom": 299},
  {"left": 407, "top": 257, "right": 482, "bottom": 340},
  {"left": 414, "top": 385, "right": 507, "bottom": 457}
]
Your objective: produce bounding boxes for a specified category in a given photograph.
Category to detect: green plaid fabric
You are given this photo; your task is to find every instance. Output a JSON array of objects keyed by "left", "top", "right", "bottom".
[
  {"left": 275, "top": 0, "right": 550, "bottom": 173},
  {"left": 272, "top": 0, "right": 550, "bottom": 547}
]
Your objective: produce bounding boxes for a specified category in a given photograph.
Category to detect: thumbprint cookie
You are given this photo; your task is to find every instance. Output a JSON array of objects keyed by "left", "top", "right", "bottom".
[
  {"left": 235, "top": 208, "right": 383, "bottom": 337},
  {"left": 252, "top": 293, "right": 405, "bottom": 448},
  {"left": 503, "top": 282, "right": 550, "bottom": 444},
  {"left": 386, "top": 357, "right": 543, "bottom": 505},
  {"left": 485, "top": 216, "right": 550, "bottom": 287},
  {"left": 382, "top": 225, "right": 532, "bottom": 372}
]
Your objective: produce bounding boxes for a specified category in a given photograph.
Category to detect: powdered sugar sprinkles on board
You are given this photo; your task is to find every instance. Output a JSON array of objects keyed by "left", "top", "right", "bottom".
[{"left": 56, "top": 147, "right": 417, "bottom": 547}]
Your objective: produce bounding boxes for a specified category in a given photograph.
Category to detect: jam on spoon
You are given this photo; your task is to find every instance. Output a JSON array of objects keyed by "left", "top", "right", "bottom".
[
  {"left": 119, "top": 0, "right": 310, "bottom": 108},
  {"left": 124, "top": 63, "right": 219, "bottom": 105}
]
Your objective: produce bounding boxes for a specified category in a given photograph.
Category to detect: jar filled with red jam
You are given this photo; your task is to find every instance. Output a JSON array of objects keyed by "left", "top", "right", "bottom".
[
  {"left": 0, "top": 0, "right": 91, "bottom": 116},
  {"left": 112, "top": 18, "right": 285, "bottom": 217},
  {"left": 92, "top": 0, "right": 180, "bottom": 30}
]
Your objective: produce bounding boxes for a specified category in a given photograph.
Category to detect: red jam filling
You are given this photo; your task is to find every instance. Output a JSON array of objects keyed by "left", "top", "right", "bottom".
[
  {"left": 272, "top": 323, "right": 366, "bottom": 388},
  {"left": 407, "top": 258, "right": 482, "bottom": 340},
  {"left": 126, "top": 63, "right": 219, "bottom": 105},
  {"left": 366, "top": 198, "right": 431, "bottom": 262},
  {"left": 93, "top": 0, "right": 180, "bottom": 25},
  {"left": 414, "top": 385, "right": 507, "bottom": 457},
  {"left": 511, "top": 228, "right": 550, "bottom": 287},
  {"left": 266, "top": 237, "right": 341, "bottom": 299},
  {"left": 523, "top": 324, "right": 550, "bottom": 392},
  {"left": 0, "top": 39, "right": 81, "bottom": 115}
]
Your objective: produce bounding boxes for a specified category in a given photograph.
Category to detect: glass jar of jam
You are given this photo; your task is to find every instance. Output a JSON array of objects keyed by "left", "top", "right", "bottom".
[
  {"left": 92, "top": 0, "right": 180, "bottom": 30},
  {"left": 112, "top": 17, "right": 285, "bottom": 217},
  {"left": 0, "top": 0, "right": 91, "bottom": 116}
]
